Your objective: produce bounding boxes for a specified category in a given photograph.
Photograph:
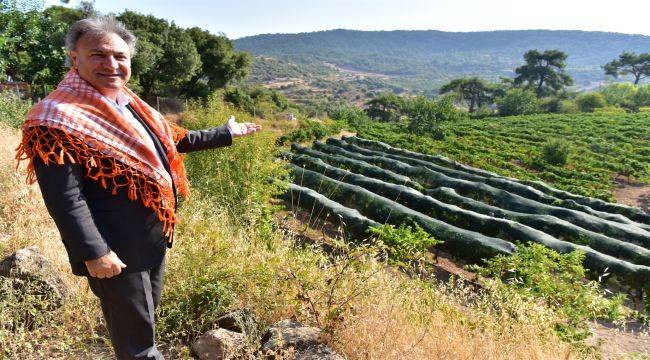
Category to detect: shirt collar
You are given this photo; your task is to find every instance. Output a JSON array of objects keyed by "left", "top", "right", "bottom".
[{"left": 105, "top": 91, "right": 131, "bottom": 108}]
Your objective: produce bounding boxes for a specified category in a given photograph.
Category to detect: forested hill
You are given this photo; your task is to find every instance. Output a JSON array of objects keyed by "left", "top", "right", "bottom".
[{"left": 235, "top": 29, "right": 650, "bottom": 92}]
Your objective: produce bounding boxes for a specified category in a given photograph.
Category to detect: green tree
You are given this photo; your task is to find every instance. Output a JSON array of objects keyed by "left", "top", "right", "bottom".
[
  {"left": 117, "top": 11, "right": 201, "bottom": 97},
  {"left": 439, "top": 77, "right": 495, "bottom": 113},
  {"left": 496, "top": 88, "right": 540, "bottom": 116},
  {"left": 604, "top": 52, "right": 650, "bottom": 85},
  {"left": 405, "top": 96, "right": 461, "bottom": 136},
  {"left": 365, "top": 92, "right": 404, "bottom": 121},
  {"left": 514, "top": 49, "right": 573, "bottom": 97},
  {"left": 598, "top": 83, "right": 637, "bottom": 108},
  {"left": 575, "top": 92, "right": 606, "bottom": 112},
  {"left": 182, "top": 27, "right": 250, "bottom": 98},
  {"left": 0, "top": 1, "right": 68, "bottom": 87}
]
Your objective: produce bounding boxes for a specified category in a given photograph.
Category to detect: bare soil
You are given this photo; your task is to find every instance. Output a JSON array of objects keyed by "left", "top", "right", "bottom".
[{"left": 613, "top": 182, "right": 650, "bottom": 213}]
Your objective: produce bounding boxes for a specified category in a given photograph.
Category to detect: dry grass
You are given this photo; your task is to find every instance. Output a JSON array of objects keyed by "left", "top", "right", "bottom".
[{"left": 0, "top": 122, "right": 586, "bottom": 359}]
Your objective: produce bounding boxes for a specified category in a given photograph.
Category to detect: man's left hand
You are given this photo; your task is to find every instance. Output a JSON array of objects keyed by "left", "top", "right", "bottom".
[{"left": 226, "top": 115, "right": 262, "bottom": 138}]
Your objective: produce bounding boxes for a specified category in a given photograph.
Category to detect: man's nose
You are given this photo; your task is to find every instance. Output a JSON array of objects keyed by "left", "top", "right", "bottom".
[{"left": 103, "top": 55, "right": 119, "bottom": 70}]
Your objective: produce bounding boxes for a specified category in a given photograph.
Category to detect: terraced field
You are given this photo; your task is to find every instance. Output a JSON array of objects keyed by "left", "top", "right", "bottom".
[
  {"left": 283, "top": 136, "right": 650, "bottom": 288},
  {"left": 351, "top": 113, "right": 650, "bottom": 201}
]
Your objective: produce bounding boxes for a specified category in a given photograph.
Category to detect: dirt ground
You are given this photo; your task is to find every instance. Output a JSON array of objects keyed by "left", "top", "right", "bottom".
[{"left": 614, "top": 182, "right": 650, "bottom": 214}]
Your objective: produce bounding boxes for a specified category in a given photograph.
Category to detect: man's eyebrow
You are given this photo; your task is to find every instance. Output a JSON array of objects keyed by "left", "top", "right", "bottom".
[{"left": 88, "top": 48, "right": 128, "bottom": 55}]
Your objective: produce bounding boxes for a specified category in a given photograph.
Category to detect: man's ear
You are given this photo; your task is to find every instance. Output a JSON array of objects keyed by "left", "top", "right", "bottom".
[{"left": 69, "top": 51, "right": 78, "bottom": 69}]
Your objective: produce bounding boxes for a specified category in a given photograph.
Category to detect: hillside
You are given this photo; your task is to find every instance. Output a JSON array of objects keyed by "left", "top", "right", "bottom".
[{"left": 236, "top": 29, "right": 650, "bottom": 103}]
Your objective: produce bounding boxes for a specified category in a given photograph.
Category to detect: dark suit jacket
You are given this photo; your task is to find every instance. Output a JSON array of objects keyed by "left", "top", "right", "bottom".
[{"left": 33, "top": 105, "right": 232, "bottom": 276}]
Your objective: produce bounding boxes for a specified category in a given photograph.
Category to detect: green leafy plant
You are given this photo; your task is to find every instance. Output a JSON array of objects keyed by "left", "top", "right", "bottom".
[
  {"left": 368, "top": 223, "right": 442, "bottom": 265},
  {"left": 541, "top": 138, "right": 571, "bottom": 166},
  {"left": 471, "top": 243, "right": 627, "bottom": 341},
  {"left": 0, "top": 91, "right": 31, "bottom": 128}
]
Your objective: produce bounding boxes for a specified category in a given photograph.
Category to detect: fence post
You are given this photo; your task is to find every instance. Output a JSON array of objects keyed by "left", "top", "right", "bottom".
[{"left": 156, "top": 96, "right": 160, "bottom": 112}]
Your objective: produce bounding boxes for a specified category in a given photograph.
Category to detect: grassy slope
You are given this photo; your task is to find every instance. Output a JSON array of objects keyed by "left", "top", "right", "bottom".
[
  {"left": 0, "top": 100, "right": 579, "bottom": 358},
  {"left": 353, "top": 112, "right": 650, "bottom": 201}
]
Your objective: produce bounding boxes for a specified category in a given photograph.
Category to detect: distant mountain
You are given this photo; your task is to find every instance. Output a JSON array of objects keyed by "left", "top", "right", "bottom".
[{"left": 235, "top": 29, "right": 650, "bottom": 95}]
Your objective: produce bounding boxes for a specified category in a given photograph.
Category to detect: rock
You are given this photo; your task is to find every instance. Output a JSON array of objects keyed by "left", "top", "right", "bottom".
[
  {"left": 216, "top": 309, "right": 257, "bottom": 334},
  {"left": 0, "top": 246, "right": 68, "bottom": 307},
  {"left": 262, "top": 319, "right": 344, "bottom": 359},
  {"left": 191, "top": 328, "right": 246, "bottom": 360}
]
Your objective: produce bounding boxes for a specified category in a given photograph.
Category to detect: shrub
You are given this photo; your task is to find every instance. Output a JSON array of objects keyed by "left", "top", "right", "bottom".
[
  {"left": 541, "top": 138, "right": 571, "bottom": 166},
  {"left": 558, "top": 99, "right": 579, "bottom": 113},
  {"left": 0, "top": 91, "right": 31, "bottom": 128},
  {"left": 469, "top": 106, "right": 497, "bottom": 119},
  {"left": 405, "top": 96, "right": 463, "bottom": 136},
  {"left": 367, "top": 223, "right": 442, "bottom": 265},
  {"left": 575, "top": 92, "right": 606, "bottom": 112},
  {"left": 496, "top": 88, "right": 540, "bottom": 116},
  {"left": 277, "top": 118, "right": 345, "bottom": 145},
  {"left": 471, "top": 243, "right": 627, "bottom": 341},
  {"left": 633, "top": 84, "right": 650, "bottom": 108},
  {"left": 599, "top": 83, "right": 637, "bottom": 108}
]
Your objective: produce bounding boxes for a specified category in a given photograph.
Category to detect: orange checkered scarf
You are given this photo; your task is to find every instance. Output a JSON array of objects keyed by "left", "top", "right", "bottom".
[{"left": 15, "top": 69, "right": 190, "bottom": 239}]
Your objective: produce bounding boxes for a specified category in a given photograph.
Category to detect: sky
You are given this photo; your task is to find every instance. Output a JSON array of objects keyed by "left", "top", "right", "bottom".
[{"left": 45, "top": 0, "right": 650, "bottom": 39}]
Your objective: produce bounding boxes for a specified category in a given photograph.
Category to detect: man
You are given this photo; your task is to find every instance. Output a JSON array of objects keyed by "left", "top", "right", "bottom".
[{"left": 15, "top": 16, "right": 261, "bottom": 359}]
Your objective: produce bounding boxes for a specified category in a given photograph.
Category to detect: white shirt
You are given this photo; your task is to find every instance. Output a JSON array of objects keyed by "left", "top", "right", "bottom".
[{"left": 105, "top": 93, "right": 164, "bottom": 165}]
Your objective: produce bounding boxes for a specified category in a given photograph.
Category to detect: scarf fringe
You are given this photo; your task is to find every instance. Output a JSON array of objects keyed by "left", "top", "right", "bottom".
[{"left": 16, "top": 126, "right": 179, "bottom": 239}]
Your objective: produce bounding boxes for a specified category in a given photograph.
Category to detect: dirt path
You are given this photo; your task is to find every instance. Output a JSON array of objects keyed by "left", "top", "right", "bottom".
[
  {"left": 588, "top": 320, "right": 649, "bottom": 358},
  {"left": 614, "top": 183, "right": 650, "bottom": 213}
]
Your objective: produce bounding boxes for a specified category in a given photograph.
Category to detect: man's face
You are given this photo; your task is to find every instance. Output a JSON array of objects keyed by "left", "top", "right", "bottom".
[{"left": 69, "top": 32, "right": 131, "bottom": 99}]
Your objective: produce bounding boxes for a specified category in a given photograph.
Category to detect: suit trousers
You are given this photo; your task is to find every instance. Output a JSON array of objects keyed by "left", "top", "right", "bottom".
[{"left": 87, "top": 258, "right": 166, "bottom": 360}]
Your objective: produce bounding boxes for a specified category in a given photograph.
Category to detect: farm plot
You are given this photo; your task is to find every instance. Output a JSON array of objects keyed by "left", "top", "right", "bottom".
[{"left": 284, "top": 136, "right": 650, "bottom": 287}]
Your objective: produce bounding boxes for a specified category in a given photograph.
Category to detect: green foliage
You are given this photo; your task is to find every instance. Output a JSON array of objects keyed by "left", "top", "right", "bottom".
[
  {"left": 575, "top": 92, "right": 606, "bottom": 112},
  {"left": 541, "top": 138, "right": 571, "bottom": 166},
  {"left": 365, "top": 92, "right": 404, "bottom": 122},
  {"left": 472, "top": 243, "right": 627, "bottom": 341},
  {"left": 328, "top": 105, "right": 370, "bottom": 127},
  {"left": 157, "top": 272, "right": 234, "bottom": 343},
  {"left": 0, "top": 1, "right": 68, "bottom": 87},
  {"left": 633, "top": 84, "right": 650, "bottom": 108},
  {"left": 0, "top": 91, "right": 30, "bottom": 128},
  {"left": 182, "top": 95, "right": 287, "bottom": 229},
  {"left": 405, "top": 96, "right": 462, "bottom": 136},
  {"left": 599, "top": 83, "right": 637, "bottom": 109},
  {"left": 353, "top": 112, "right": 650, "bottom": 200},
  {"left": 514, "top": 49, "right": 573, "bottom": 96},
  {"left": 277, "top": 118, "right": 344, "bottom": 145},
  {"left": 557, "top": 99, "right": 579, "bottom": 114},
  {"left": 604, "top": 51, "right": 650, "bottom": 85},
  {"left": 439, "top": 77, "right": 498, "bottom": 113},
  {"left": 368, "top": 223, "right": 441, "bottom": 264},
  {"left": 497, "top": 88, "right": 540, "bottom": 116}
]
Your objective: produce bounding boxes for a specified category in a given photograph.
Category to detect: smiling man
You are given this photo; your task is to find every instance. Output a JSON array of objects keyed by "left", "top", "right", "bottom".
[{"left": 15, "top": 16, "right": 261, "bottom": 359}]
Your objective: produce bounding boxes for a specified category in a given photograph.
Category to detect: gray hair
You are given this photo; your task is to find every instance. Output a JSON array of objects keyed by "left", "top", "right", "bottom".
[{"left": 64, "top": 16, "right": 137, "bottom": 66}]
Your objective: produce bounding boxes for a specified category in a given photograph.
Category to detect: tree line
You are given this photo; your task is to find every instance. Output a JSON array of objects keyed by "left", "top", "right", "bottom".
[
  {"left": 434, "top": 49, "right": 650, "bottom": 116},
  {"left": 0, "top": 1, "right": 250, "bottom": 100}
]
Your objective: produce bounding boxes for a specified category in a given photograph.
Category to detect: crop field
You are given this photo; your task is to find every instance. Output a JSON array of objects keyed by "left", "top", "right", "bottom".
[
  {"left": 284, "top": 135, "right": 650, "bottom": 288},
  {"left": 351, "top": 113, "right": 650, "bottom": 201}
]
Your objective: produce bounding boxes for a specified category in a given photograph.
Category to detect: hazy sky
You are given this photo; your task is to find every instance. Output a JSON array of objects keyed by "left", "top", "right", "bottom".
[{"left": 45, "top": 0, "right": 650, "bottom": 39}]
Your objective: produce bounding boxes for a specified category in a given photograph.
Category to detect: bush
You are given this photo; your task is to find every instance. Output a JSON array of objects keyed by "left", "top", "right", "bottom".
[
  {"left": 633, "top": 84, "right": 650, "bottom": 108},
  {"left": 599, "top": 83, "right": 637, "bottom": 108},
  {"left": 558, "top": 99, "right": 579, "bottom": 113},
  {"left": 471, "top": 243, "right": 627, "bottom": 341},
  {"left": 539, "top": 97, "right": 562, "bottom": 113},
  {"left": 277, "top": 118, "right": 345, "bottom": 145},
  {"left": 541, "top": 139, "right": 571, "bottom": 166},
  {"left": 405, "top": 96, "right": 463, "bottom": 136},
  {"left": 575, "top": 92, "right": 606, "bottom": 112},
  {"left": 497, "top": 89, "right": 540, "bottom": 116},
  {"left": 329, "top": 105, "right": 370, "bottom": 127},
  {"left": 0, "top": 91, "right": 31, "bottom": 128},
  {"left": 469, "top": 106, "right": 497, "bottom": 119},
  {"left": 368, "top": 223, "right": 442, "bottom": 265}
]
